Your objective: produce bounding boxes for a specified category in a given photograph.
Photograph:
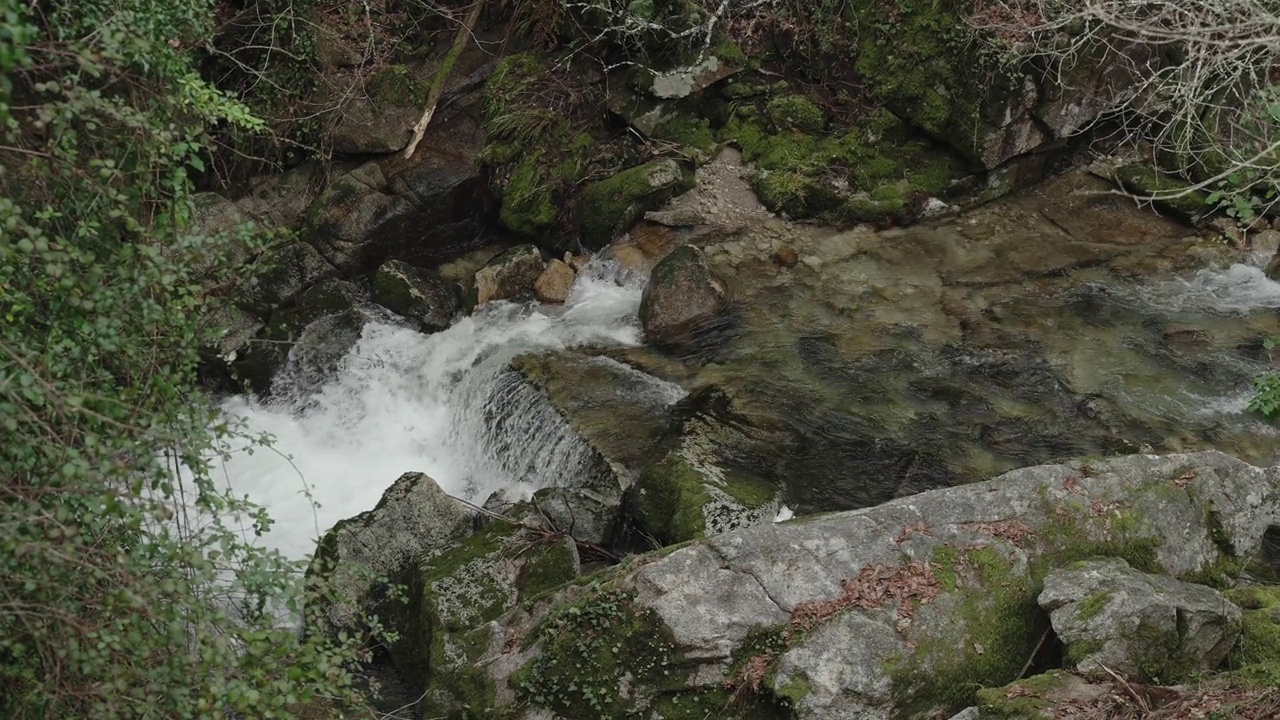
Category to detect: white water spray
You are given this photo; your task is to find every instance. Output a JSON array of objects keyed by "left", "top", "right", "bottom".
[{"left": 211, "top": 263, "right": 647, "bottom": 561}]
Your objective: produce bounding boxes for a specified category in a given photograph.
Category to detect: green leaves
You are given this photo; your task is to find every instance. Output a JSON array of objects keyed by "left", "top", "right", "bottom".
[
  {"left": 1248, "top": 372, "right": 1280, "bottom": 420},
  {"left": 0, "top": 2, "right": 368, "bottom": 719}
]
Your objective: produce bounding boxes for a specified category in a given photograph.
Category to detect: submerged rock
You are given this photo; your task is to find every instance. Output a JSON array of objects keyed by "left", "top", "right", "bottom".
[
  {"left": 371, "top": 259, "right": 458, "bottom": 332},
  {"left": 307, "top": 472, "right": 473, "bottom": 637},
  {"left": 474, "top": 245, "right": 545, "bottom": 305},
  {"left": 639, "top": 244, "right": 732, "bottom": 351},
  {"left": 420, "top": 451, "right": 1280, "bottom": 719}
]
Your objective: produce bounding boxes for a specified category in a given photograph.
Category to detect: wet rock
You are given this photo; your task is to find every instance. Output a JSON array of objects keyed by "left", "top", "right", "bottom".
[
  {"left": 235, "top": 241, "right": 338, "bottom": 316},
  {"left": 1114, "top": 164, "right": 1210, "bottom": 228},
  {"left": 329, "top": 65, "right": 425, "bottom": 154},
  {"left": 774, "top": 244, "right": 800, "bottom": 268},
  {"left": 533, "top": 259, "right": 575, "bottom": 303},
  {"left": 371, "top": 259, "right": 458, "bottom": 332},
  {"left": 531, "top": 486, "right": 619, "bottom": 546},
  {"left": 579, "top": 158, "right": 694, "bottom": 247},
  {"left": 639, "top": 245, "right": 732, "bottom": 351},
  {"left": 629, "top": 452, "right": 780, "bottom": 546},
  {"left": 197, "top": 304, "right": 263, "bottom": 390},
  {"left": 387, "top": 515, "right": 580, "bottom": 710},
  {"left": 307, "top": 472, "right": 473, "bottom": 637},
  {"left": 231, "top": 279, "right": 363, "bottom": 394},
  {"left": 1266, "top": 248, "right": 1280, "bottom": 282},
  {"left": 1039, "top": 557, "right": 1241, "bottom": 682},
  {"left": 274, "top": 308, "right": 370, "bottom": 396},
  {"left": 426, "top": 451, "right": 1280, "bottom": 719},
  {"left": 474, "top": 245, "right": 545, "bottom": 305},
  {"left": 502, "top": 351, "right": 680, "bottom": 493}
]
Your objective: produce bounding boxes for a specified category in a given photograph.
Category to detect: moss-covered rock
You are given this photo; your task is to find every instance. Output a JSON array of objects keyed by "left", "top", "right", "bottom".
[
  {"left": 630, "top": 453, "right": 781, "bottom": 546},
  {"left": 473, "top": 244, "right": 545, "bottom": 306},
  {"left": 371, "top": 259, "right": 458, "bottom": 332},
  {"left": 976, "top": 671, "right": 1100, "bottom": 719},
  {"left": 579, "top": 158, "right": 695, "bottom": 247},
  {"left": 235, "top": 241, "right": 338, "bottom": 317},
  {"left": 390, "top": 514, "right": 581, "bottom": 713},
  {"left": 639, "top": 244, "right": 732, "bottom": 351},
  {"left": 1114, "top": 164, "right": 1211, "bottom": 228}
]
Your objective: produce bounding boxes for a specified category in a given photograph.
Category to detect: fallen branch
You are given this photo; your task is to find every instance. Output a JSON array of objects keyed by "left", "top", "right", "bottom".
[{"left": 403, "top": 0, "right": 486, "bottom": 159}]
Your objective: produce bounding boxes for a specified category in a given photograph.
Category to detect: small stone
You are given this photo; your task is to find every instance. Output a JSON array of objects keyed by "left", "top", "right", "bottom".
[
  {"left": 534, "top": 259, "right": 575, "bottom": 304},
  {"left": 564, "top": 251, "right": 591, "bottom": 273},
  {"left": 774, "top": 244, "right": 799, "bottom": 268}
]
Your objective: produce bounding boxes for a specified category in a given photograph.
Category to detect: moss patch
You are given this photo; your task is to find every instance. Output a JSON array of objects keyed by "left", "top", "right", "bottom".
[
  {"left": 1075, "top": 589, "right": 1114, "bottom": 622},
  {"left": 1226, "top": 586, "right": 1280, "bottom": 669},
  {"left": 631, "top": 454, "right": 713, "bottom": 546},
  {"left": 481, "top": 54, "right": 599, "bottom": 242},
  {"left": 511, "top": 589, "right": 684, "bottom": 718},
  {"left": 888, "top": 544, "right": 1048, "bottom": 715},
  {"left": 578, "top": 158, "right": 693, "bottom": 247},
  {"left": 1115, "top": 164, "right": 1210, "bottom": 227},
  {"left": 366, "top": 64, "right": 430, "bottom": 110},
  {"left": 975, "top": 670, "right": 1073, "bottom": 719}
]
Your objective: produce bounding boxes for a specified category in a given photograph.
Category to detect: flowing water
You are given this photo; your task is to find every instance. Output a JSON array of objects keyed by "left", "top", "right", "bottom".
[
  {"left": 209, "top": 264, "right": 646, "bottom": 561},
  {"left": 211, "top": 172, "right": 1280, "bottom": 561}
]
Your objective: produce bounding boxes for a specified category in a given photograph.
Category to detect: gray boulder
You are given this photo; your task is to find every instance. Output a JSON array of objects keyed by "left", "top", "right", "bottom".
[
  {"left": 1039, "top": 557, "right": 1241, "bottom": 682},
  {"left": 639, "top": 244, "right": 732, "bottom": 350},
  {"left": 235, "top": 162, "right": 325, "bottom": 231},
  {"left": 420, "top": 451, "right": 1280, "bottom": 719},
  {"left": 307, "top": 472, "right": 474, "bottom": 636},
  {"left": 272, "top": 308, "right": 369, "bottom": 398},
  {"left": 474, "top": 245, "right": 545, "bottom": 305},
  {"left": 305, "top": 161, "right": 420, "bottom": 276},
  {"left": 231, "top": 279, "right": 363, "bottom": 395},
  {"left": 235, "top": 241, "right": 338, "bottom": 317},
  {"left": 371, "top": 259, "right": 458, "bottom": 332}
]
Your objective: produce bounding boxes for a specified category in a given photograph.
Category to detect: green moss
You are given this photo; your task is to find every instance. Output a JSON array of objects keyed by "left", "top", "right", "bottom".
[
  {"left": 511, "top": 589, "right": 684, "bottom": 718},
  {"left": 520, "top": 538, "right": 579, "bottom": 601},
  {"left": 653, "top": 114, "right": 716, "bottom": 150},
  {"left": 889, "top": 545, "right": 1047, "bottom": 716},
  {"left": 1033, "top": 500, "right": 1162, "bottom": 578},
  {"left": 632, "top": 454, "right": 712, "bottom": 546},
  {"left": 497, "top": 156, "right": 558, "bottom": 239},
  {"left": 1064, "top": 638, "right": 1104, "bottom": 666},
  {"left": 579, "top": 159, "right": 693, "bottom": 246},
  {"left": 1225, "top": 586, "right": 1280, "bottom": 667},
  {"left": 1075, "top": 589, "right": 1114, "bottom": 622},
  {"left": 773, "top": 676, "right": 810, "bottom": 705},
  {"left": 765, "top": 95, "right": 825, "bottom": 135},
  {"left": 1114, "top": 164, "right": 1209, "bottom": 226},
  {"left": 722, "top": 470, "right": 779, "bottom": 509},
  {"left": 849, "top": 0, "right": 1023, "bottom": 164},
  {"left": 366, "top": 64, "right": 430, "bottom": 109},
  {"left": 975, "top": 671, "right": 1072, "bottom": 719}
]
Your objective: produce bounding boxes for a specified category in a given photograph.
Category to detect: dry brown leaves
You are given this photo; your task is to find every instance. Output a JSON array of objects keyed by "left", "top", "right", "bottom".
[
  {"left": 1063, "top": 474, "right": 1086, "bottom": 494},
  {"left": 965, "top": 519, "right": 1035, "bottom": 547},
  {"left": 727, "top": 651, "right": 775, "bottom": 699},
  {"left": 1174, "top": 470, "right": 1198, "bottom": 489},
  {"left": 789, "top": 561, "right": 941, "bottom": 634},
  {"left": 1017, "top": 676, "right": 1280, "bottom": 720},
  {"left": 896, "top": 521, "right": 932, "bottom": 544}
]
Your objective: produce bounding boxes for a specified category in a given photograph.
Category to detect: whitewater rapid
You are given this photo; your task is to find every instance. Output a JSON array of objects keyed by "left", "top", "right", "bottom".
[{"left": 209, "top": 263, "right": 646, "bottom": 561}]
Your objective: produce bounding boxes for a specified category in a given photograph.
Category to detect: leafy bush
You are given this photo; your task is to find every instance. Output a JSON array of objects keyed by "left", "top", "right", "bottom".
[{"left": 0, "top": 2, "right": 373, "bottom": 717}]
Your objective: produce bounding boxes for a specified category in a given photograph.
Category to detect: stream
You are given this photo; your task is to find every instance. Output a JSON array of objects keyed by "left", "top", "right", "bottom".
[{"left": 212, "top": 171, "right": 1280, "bottom": 562}]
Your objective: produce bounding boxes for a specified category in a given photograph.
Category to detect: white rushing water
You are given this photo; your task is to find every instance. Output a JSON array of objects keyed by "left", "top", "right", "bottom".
[{"left": 209, "top": 262, "right": 646, "bottom": 561}]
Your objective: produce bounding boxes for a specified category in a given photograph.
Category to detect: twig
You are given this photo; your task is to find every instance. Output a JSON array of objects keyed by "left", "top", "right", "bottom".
[
  {"left": 1018, "top": 627, "right": 1051, "bottom": 679},
  {"left": 1099, "top": 663, "right": 1151, "bottom": 714},
  {"left": 403, "top": 0, "right": 486, "bottom": 159}
]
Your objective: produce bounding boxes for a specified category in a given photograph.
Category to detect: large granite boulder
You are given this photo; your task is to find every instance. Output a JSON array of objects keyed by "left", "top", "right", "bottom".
[
  {"left": 305, "top": 162, "right": 419, "bottom": 275},
  {"left": 1039, "top": 558, "right": 1241, "bottom": 682},
  {"left": 235, "top": 241, "right": 338, "bottom": 317},
  {"left": 307, "top": 472, "right": 474, "bottom": 637},
  {"left": 414, "top": 451, "right": 1280, "bottom": 719},
  {"left": 639, "top": 244, "right": 732, "bottom": 351}
]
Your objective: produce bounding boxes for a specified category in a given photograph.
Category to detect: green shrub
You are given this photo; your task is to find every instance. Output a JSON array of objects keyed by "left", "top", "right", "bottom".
[{"left": 0, "top": 3, "right": 373, "bottom": 717}]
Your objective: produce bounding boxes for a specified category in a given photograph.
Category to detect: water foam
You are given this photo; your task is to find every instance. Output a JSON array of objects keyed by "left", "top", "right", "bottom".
[
  {"left": 1144, "top": 263, "right": 1280, "bottom": 314},
  {"left": 209, "top": 263, "right": 646, "bottom": 561}
]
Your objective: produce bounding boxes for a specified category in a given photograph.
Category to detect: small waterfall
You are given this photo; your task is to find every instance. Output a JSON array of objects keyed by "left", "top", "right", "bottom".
[
  {"left": 1142, "top": 262, "right": 1280, "bottom": 314},
  {"left": 476, "top": 369, "right": 602, "bottom": 491},
  {"left": 210, "top": 261, "right": 647, "bottom": 561}
]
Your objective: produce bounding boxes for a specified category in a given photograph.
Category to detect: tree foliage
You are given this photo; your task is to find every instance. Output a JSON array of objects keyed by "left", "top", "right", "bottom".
[{"left": 0, "top": 1, "right": 370, "bottom": 716}]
